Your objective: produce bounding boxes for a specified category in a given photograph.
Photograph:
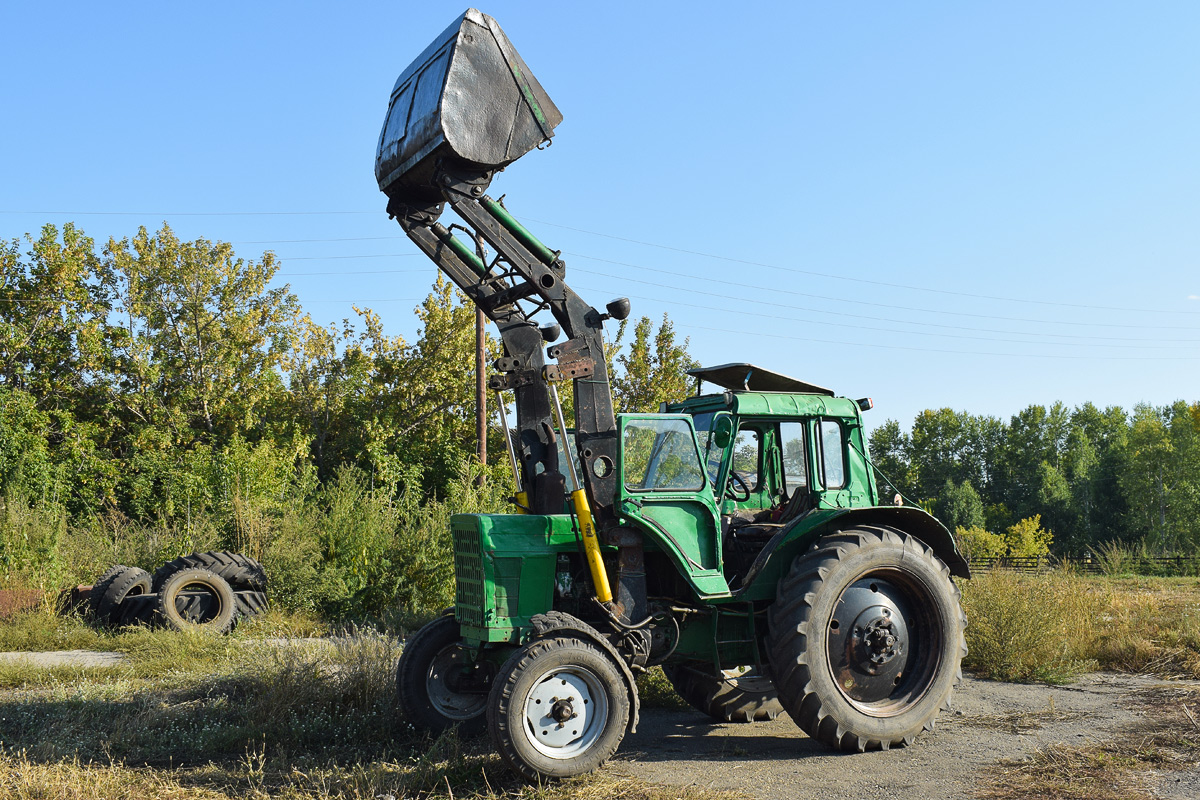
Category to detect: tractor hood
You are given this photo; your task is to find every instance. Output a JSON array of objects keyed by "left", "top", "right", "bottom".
[{"left": 375, "top": 8, "right": 563, "bottom": 202}]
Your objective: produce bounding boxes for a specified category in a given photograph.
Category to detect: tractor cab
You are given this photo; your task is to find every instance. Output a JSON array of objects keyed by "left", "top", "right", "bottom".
[{"left": 610, "top": 364, "right": 883, "bottom": 598}]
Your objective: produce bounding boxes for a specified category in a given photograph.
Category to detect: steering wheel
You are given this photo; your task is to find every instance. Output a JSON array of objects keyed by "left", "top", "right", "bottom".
[{"left": 725, "top": 471, "right": 751, "bottom": 502}]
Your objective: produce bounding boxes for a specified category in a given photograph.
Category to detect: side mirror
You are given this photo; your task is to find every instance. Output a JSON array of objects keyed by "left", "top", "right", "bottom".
[{"left": 712, "top": 415, "right": 734, "bottom": 450}]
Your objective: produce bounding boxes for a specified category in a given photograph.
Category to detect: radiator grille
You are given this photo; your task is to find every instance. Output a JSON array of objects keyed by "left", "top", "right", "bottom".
[{"left": 452, "top": 522, "right": 484, "bottom": 628}]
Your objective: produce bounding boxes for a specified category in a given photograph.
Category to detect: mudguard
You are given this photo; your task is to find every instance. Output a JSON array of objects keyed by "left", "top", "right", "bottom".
[{"left": 738, "top": 506, "right": 970, "bottom": 603}]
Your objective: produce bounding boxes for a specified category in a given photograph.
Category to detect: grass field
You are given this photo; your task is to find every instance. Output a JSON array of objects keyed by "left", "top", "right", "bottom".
[{"left": 0, "top": 573, "right": 1196, "bottom": 799}]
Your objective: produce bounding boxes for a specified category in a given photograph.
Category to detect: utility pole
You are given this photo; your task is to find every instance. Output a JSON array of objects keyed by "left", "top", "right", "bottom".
[{"left": 475, "top": 307, "right": 487, "bottom": 485}]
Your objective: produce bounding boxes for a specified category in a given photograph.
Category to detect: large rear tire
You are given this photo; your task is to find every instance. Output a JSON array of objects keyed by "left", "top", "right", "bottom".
[
  {"left": 662, "top": 662, "right": 783, "bottom": 723},
  {"left": 488, "top": 634, "right": 630, "bottom": 781},
  {"left": 396, "top": 615, "right": 489, "bottom": 737},
  {"left": 767, "top": 526, "right": 966, "bottom": 752}
]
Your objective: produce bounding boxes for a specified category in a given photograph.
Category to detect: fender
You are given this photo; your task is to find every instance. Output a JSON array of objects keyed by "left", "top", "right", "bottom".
[
  {"left": 736, "top": 506, "right": 970, "bottom": 602},
  {"left": 529, "top": 611, "right": 640, "bottom": 734}
]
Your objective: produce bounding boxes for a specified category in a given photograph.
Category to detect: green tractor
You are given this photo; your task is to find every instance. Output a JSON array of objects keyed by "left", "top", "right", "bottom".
[{"left": 377, "top": 9, "right": 969, "bottom": 781}]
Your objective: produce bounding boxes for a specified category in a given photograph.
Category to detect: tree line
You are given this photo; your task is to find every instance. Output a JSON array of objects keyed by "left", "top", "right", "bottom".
[
  {"left": 868, "top": 400, "right": 1200, "bottom": 558},
  {"left": 0, "top": 223, "right": 694, "bottom": 610}
]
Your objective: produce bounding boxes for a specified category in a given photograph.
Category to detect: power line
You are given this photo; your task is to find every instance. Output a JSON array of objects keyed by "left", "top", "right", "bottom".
[
  {"left": 571, "top": 257, "right": 1200, "bottom": 332},
  {"left": 525, "top": 216, "right": 1200, "bottom": 316},
  {"left": 5, "top": 207, "right": 1194, "bottom": 316},
  {"left": 7, "top": 208, "right": 1190, "bottom": 326},
  {"left": 668, "top": 321, "right": 1200, "bottom": 362},
  {"left": 0, "top": 210, "right": 376, "bottom": 217},
  {"left": 570, "top": 284, "right": 1197, "bottom": 351}
]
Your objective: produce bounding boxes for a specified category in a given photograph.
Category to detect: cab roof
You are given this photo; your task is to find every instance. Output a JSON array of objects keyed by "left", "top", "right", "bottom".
[{"left": 687, "top": 363, "right": 834, "bottom": 396}]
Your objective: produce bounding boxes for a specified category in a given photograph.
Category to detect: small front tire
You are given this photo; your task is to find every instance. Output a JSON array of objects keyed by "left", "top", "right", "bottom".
[
  {"left": 396, "top": 615, "right": 489, "bottom": 737},
  {"left": 488, "top": 635, "right": 630, "bottom": 781}
]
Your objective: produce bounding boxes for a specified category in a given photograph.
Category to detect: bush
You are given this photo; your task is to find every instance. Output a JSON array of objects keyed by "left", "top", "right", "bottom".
[
  {"left": 955, "top": 525, "right": 1006, "bottom": 560},
  {"left": 961, "top": 568, "right": 1098, "bottom": 683},
  {"left": 1005, "top": 514, "right": 1053, "bottom": 558}
]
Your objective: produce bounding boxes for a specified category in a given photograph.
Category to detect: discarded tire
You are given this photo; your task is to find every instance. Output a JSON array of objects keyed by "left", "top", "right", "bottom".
[
  {"left": 92, "top": 565, "right": 152, "bottom": 627},
  {"left": 152, "top": 551, "right": 267, "bottom": 593},
  {"left": 118, "top": 593, "right": 158, "bottom": 627},
  {"left": 154, "top": 567, "right": 237, "bottom": 633},
  {"left": 234, "top": 590, "right": 269, "bottom": 620},
  {"left": 88, "top": 564, "right": 130, "bottom": 617}
]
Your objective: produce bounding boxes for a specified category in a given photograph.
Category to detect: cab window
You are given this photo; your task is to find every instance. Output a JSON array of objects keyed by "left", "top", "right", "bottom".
[
  {"left": 623, "top": 418, "right": 706, "bottom": 492},
  {"left": 779, "top": 421, "right": 807, "bottom": 492},
  {"left": 731, "top": 427, "right": 761, "bottom": 490},
  {"left": 819, "top": 420, "right": 846, "bottom": 489}
]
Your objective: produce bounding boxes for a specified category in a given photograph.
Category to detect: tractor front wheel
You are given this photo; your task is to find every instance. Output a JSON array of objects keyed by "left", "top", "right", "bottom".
[
  {"left": 396, "top": 614, "right": 489, "bottom": 736},
  {"left": 768, "top": 526, "right": 966, "bottom": 751},
  {"left": 488, "top": 634, "right": 630, "bottom": 781}
]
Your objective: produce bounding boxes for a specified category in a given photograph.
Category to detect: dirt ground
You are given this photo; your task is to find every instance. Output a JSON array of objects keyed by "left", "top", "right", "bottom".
[{"left": 615, "top": 673, "right": 1200, "bottom": 800}]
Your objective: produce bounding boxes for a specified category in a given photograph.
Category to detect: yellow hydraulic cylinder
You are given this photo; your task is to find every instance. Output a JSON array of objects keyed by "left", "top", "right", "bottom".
[
  {"left": 548, "top": 382, "right": 613, "bottom": 604},
  {"left": 568, "top": 486, "right": 613, "bottom": 604}
]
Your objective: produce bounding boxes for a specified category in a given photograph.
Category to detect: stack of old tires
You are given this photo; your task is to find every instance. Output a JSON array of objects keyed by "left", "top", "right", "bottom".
[{"left": 89, "top": 551, "right": 268, "bottom": 634}]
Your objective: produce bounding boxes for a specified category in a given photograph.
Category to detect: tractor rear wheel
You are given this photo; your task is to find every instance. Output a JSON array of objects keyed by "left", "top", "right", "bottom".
[
  {"left": 662, "top": 663, "right": 782, "bottom": 723},
  {"left": 768, "top": 526, "right": 966, "bottom": 752},
  {"left": 488, "top": 634, "right": 630, "bottom": 781},
  {"left": 396, "top": 615, "right": 488, "bottom": 736}
]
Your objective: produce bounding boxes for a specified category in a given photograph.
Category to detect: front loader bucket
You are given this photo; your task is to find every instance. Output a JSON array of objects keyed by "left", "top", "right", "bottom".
[{"left": 375, "top": 8, "right": 563, "bottom": 202}]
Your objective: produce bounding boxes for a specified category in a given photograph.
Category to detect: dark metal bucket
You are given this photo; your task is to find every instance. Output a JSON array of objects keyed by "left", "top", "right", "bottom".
[{"left": 375, "top": 8, "right": 563, "bottom": 202}]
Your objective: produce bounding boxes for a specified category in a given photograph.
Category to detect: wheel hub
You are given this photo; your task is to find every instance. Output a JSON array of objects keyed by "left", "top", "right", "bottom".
[
  {"left": 550, "top": 697, "right": 576, "bottom": 724},
  {"left": 827, "top": 577, "right": 915, "bottom": 706},
  {"left": 426, "top": 644, "right": 489, "bottom": 720},
  {"left": 859, "top": 614, "right": 901, "bottom": 667},
  {"left": 524, "top": 668, "right": 608, "bottom": 757}
]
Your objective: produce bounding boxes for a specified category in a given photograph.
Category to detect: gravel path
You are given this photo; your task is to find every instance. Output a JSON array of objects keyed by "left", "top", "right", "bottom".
[
  {"left": 0, "top": 650, "right": 129, "bottom": 667},
  {"left": 616, "top": 673, "right": 1173, "bottom": 799}
]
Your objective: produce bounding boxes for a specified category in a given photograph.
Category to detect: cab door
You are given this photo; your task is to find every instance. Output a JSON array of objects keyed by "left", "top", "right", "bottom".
[{"left": 616, "top": 414, "right": 730, "bottom": 598}]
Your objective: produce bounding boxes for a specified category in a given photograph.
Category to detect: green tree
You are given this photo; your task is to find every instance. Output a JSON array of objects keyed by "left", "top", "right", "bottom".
[
  {"left": 937, "top": 478, "right": 986, "bottom": 532},
  {"left": 867, "top": 419, "right": 911, "bottom": 500},
  {"left": 106, "top": 224, "right": 298, "bottom": 447},
  {"left": 1004, "top": 515, "right": 1053, "bottom": 559},
  {"left": 610, "top": 313, "right": 698, "bottom": 413}
]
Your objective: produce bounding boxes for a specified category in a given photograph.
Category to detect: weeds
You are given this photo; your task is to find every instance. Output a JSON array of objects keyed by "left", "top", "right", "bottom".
[
  {"left": 962, "top": 571, "right": 1200, "bottom": 682},
  {"left": 961, "top": 569, "right": 1100, "bottom": 683}
]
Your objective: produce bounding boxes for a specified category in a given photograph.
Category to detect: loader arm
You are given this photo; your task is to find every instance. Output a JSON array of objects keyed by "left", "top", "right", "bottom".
[{"left": 375, "top": 9, "right": 627, "bottom": 536}]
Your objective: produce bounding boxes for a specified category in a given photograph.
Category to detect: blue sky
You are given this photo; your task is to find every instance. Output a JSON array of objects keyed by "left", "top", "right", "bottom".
[{"left": 2, "top": 1, "right": 1197, "bottom": 432}]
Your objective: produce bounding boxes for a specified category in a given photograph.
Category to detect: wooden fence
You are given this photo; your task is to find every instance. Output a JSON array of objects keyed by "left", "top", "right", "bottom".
[{"left": 967, "top": 555, "right": 1200, "bottom": 576}]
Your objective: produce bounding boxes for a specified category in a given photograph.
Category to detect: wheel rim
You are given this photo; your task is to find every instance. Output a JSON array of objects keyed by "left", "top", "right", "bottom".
[
  {"left": 826, "top": 571, "right": 942, "bottom": 717},
  {"left": 426, "top": 643, "right": 487, "bottom": 721},
  {"left": 522, "top": 665, "right": 610, "bottom": 759}
]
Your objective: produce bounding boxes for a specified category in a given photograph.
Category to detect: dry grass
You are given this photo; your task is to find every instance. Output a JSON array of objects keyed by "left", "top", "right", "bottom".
[
  {"left": 961, "top": 569, "right": 1100, "bottom": 683},
  {"left": 962, "top": 571, "right": 1200, "bottom": 683},
  {"left": 0, "top": 752, "right": 738, "bottom": 800},
  {"left": 974, "top": 684, "right": 1200, "bottom": 800},
  {"left": 0, "top": 621, "right": 729, "bottom": 800},
  {"left": 1090, "top": 577, "right": 1200, "bottom": 679}
]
